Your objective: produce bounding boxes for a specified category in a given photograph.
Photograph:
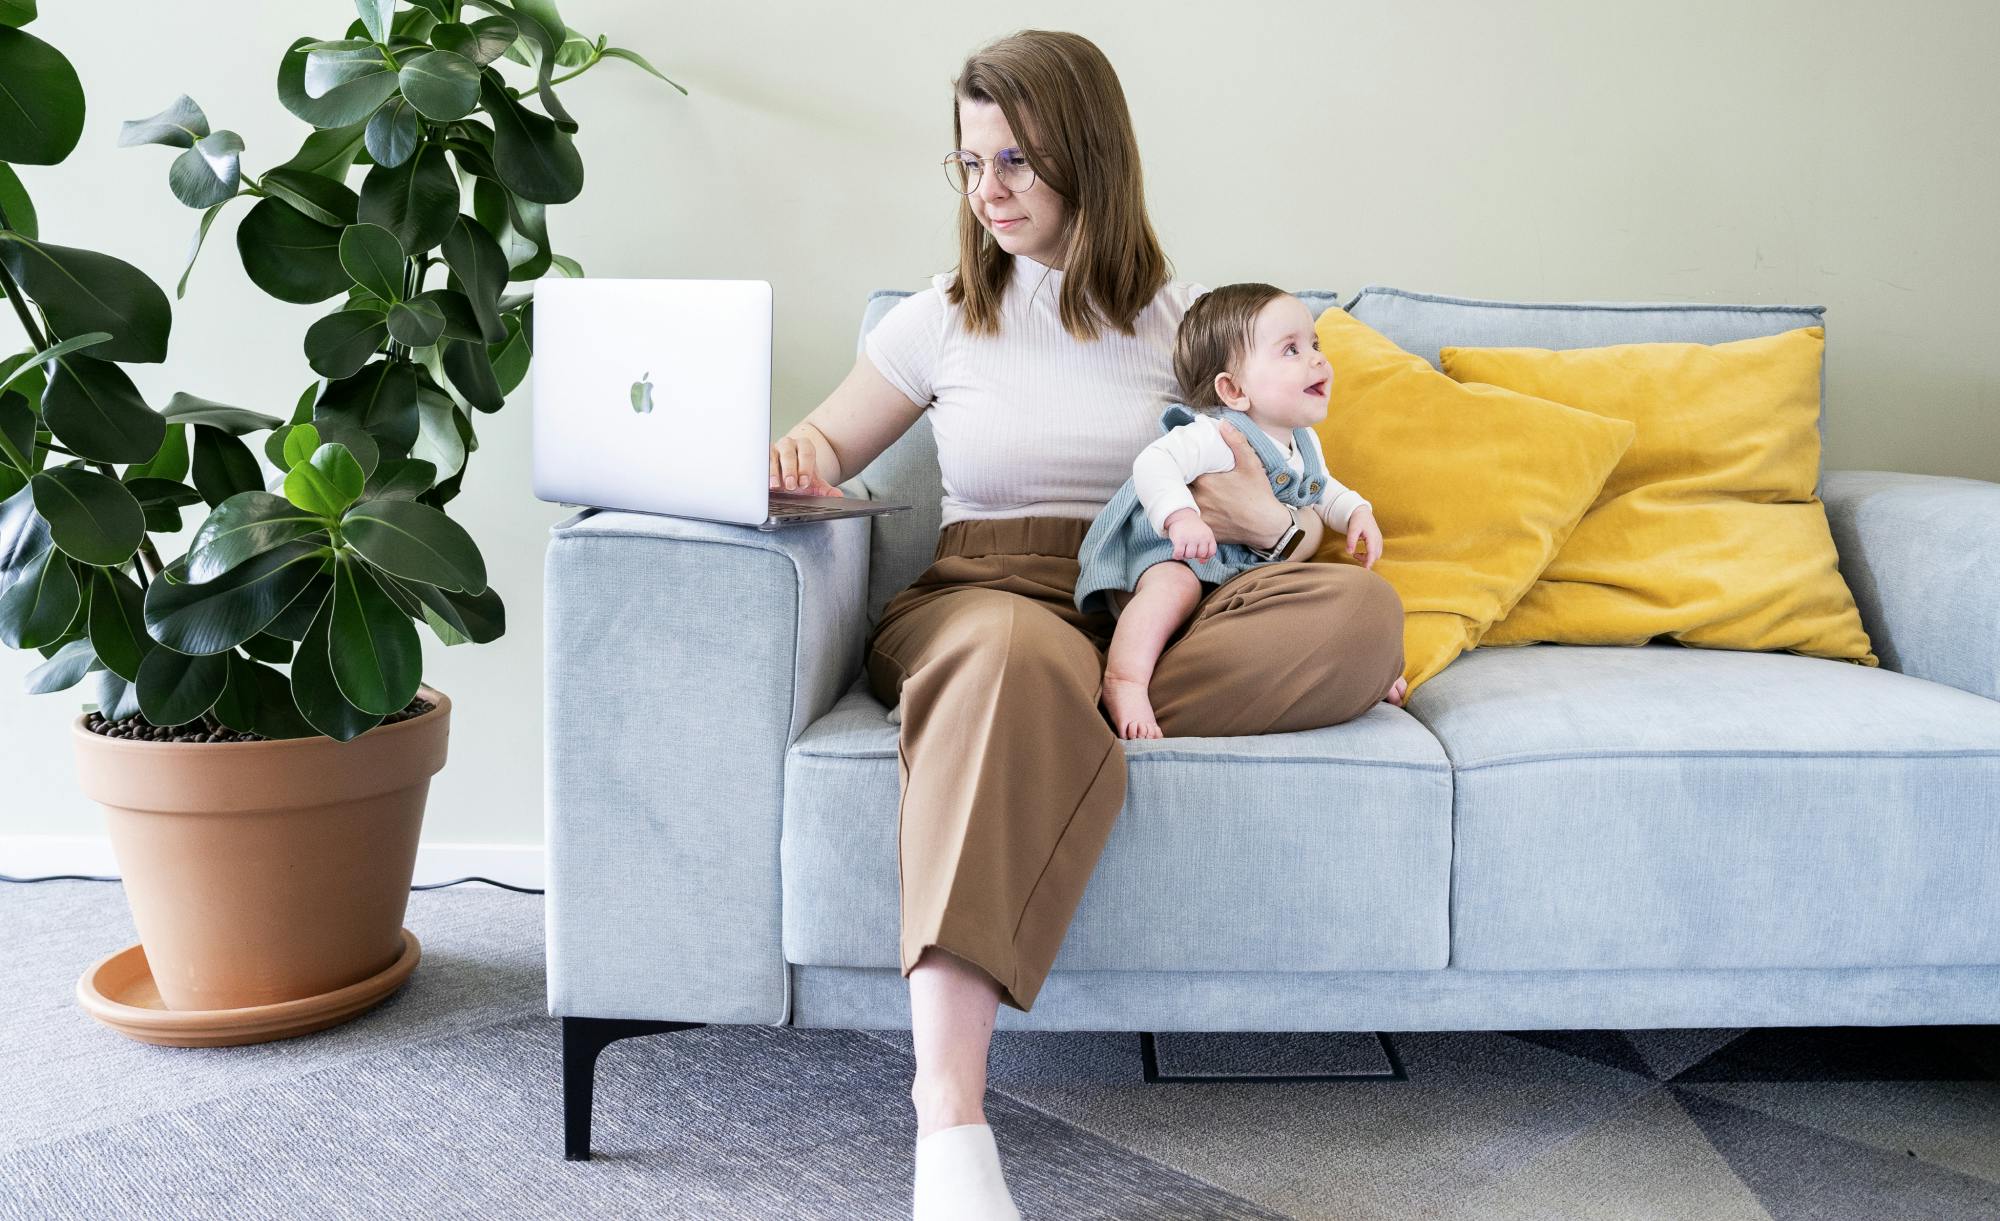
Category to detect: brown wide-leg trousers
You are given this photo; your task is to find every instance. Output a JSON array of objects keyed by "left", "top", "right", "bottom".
[{"left": 863, "top": 515, "right": 1406, "bottom": 1012}]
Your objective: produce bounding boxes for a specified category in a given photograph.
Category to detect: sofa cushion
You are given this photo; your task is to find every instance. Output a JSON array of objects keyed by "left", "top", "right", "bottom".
[
  {"left": 1405, "top": 641, "right": 2000, "bottom": 971},
  {"left": 781, "top": 678, "right": 1453, "bottom": 974},
  {"left": 851, "top": 288, "right": 1341, "bottom": 630},
  {"left": 1343, "top": 285, "right": 1830, "bottom": 496},
  {"left": 1443, "top": 328, "right": 1876, "bottom": 668},
  {"left": 1307, "top": 307, "right": 1637, "bottom": 697}
]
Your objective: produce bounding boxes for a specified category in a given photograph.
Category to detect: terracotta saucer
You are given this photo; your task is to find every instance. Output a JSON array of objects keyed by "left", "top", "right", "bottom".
[{"left": 75, "top": 929, "right": 422, "bottom": 1047}]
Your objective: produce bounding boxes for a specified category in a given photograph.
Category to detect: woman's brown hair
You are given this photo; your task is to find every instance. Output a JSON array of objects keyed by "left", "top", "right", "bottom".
[
  {"left": 1172, "top": 282, "right": 1288, "bottom": 408},
  {"left": 946, "top": 30, "right": 1171, "bottom": 341}
]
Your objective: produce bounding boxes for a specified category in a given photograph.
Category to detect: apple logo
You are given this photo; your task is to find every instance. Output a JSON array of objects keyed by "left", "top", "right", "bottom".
[{"left": 630, "top": 371, "right": 655, "bottom": 414}]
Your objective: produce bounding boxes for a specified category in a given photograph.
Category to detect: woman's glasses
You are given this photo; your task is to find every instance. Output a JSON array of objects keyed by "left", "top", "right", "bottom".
[{"left": 942, "top": 147, "right": 1036, "bottom": 195}]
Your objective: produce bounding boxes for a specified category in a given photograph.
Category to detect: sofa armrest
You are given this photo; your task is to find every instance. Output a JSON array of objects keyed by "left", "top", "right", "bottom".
[
  {"left": 1822, "top": 469, "right": 2000, "bottom": 702},
  {"left": 543, "top": 507, "right": 871, "bottom": 1025}
]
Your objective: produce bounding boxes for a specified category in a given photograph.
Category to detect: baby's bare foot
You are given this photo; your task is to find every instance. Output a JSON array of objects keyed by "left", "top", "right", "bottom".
[
  {"left": 1383, "top": 675, "right": 1408, "bottom": 707},
  {"left": 1100, "top": 673, "right": 1161, "bottom": 740}
]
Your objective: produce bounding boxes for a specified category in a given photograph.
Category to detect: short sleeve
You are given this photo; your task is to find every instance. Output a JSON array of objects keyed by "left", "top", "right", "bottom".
[{"left": 863, "top": 284, "right": 947, "bottom": 408}]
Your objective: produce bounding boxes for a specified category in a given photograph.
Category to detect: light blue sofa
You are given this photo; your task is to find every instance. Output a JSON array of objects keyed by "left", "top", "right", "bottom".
[{"left": 542, "top": 285, "right": 2000, "bottom": 1159}]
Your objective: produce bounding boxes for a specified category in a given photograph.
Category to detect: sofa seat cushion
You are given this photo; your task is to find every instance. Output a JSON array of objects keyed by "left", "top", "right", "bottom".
[
  {"left": 1407, "top": 642, "right": 2000, "bottom": 971},
  {"left": 781, "top": 680, "right": 1455, "bottom": 974}
]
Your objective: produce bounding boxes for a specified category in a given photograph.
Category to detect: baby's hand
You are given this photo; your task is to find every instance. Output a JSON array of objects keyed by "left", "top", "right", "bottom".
[
  {"left": 1345, "top": 507, "right": 1385, "bottom": 569},
  {"left": 1165, "top": 510, "right": 1216, "bottom": 561}
]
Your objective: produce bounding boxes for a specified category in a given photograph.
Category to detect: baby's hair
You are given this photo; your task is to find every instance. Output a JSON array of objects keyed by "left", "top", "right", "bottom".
[{"left": 1172, "top": 282, "right": 1290, "bottom": 408}]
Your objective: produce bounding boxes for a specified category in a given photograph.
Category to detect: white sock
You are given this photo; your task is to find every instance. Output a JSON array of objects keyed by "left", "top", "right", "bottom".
[{"left": 913, "top": 1122, "right": 1022, "bottom": 1221}]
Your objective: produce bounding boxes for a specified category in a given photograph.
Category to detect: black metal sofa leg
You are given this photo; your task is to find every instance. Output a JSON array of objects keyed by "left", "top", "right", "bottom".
[{"left": 562, "top": 1016, "right": 707, "bottom": 1160}]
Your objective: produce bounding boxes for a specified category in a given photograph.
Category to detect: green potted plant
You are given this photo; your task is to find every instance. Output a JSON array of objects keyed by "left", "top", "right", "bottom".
[{"left": 0, "top": 0, "right": 678, "bottom": 1045}]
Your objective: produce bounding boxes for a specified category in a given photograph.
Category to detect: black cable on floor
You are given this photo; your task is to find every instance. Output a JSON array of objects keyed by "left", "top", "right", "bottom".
[{"left": 0, "top": 873, "right": 545, "bottom": 895}]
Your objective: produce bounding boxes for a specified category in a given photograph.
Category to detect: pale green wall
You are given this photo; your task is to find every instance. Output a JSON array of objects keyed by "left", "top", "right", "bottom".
[{"left": 5, "top": 0, "right": 1995, "bottom": 848}]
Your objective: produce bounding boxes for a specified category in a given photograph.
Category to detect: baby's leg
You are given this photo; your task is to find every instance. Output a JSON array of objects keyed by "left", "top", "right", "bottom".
[{"left": 1099, "top": 561, "right": 1206, "bottom": 740}]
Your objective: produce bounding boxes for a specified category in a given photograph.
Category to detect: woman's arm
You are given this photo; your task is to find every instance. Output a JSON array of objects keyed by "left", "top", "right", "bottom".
[
  {"left": 1185, "top": 420, "right": 1314, "bottom": 551},
  {"left": 772, "top": 353, "right": 927, "bottom": 491}
]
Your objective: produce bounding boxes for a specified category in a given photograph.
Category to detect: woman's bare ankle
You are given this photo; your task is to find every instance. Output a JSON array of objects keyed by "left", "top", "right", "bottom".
[{"left": 911, "top": 1079, "right": 989, "bottom": 1138}]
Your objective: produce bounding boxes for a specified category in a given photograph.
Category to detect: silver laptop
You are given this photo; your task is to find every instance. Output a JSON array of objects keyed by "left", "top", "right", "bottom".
[{"left": 530, "top": 277, "right": 909, "bottom": 530}]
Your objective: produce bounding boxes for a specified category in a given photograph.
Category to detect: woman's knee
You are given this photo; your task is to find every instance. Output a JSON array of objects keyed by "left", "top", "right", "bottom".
[{"left": 918, "top": 592, "right": 1101, "bottom": 691}]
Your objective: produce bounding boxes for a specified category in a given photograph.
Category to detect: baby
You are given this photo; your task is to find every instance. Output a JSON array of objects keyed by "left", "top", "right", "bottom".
[{"left": 1072, "top": 282, "right": 1397, "bottom": 739}]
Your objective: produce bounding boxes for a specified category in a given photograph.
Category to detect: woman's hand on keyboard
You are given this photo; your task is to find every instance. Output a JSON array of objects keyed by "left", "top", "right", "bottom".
[{"left": 770, "top": 422, "right": 846, "bottom": 496}]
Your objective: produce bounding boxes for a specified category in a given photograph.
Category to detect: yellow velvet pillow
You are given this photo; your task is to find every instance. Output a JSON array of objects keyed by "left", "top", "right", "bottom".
[
  {"left": 1439, "top": 327, "right": 1877, "bottom": 666},
  {"left": 1308, "top": 308, "right": 1637, "bottom": 695}
]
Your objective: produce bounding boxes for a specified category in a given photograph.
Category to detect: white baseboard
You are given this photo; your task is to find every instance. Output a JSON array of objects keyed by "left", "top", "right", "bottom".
[{"left": 0, "top": 835, "right": 546, "bottom": 891}]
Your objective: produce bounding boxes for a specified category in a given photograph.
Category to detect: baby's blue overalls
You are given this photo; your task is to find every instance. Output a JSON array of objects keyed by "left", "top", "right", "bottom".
[{"left": 1073, "top": 403, "right": 1331, "bottom": 621}]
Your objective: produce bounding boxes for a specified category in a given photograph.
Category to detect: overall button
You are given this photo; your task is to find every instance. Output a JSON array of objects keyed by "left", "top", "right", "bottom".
[{"left": 1275, "top": 472, "right": 1291, "bottom": 486}]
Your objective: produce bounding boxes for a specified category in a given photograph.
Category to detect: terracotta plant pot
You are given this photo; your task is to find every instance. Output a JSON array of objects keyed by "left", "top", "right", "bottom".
[{"left": 70, "top": 685, "right": 452, "bottom": 1020}]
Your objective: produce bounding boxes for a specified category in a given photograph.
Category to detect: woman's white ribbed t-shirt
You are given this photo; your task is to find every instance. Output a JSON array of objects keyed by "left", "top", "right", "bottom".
[{"left": 863, "top": 253, "right": 1209, "bottom": 526}]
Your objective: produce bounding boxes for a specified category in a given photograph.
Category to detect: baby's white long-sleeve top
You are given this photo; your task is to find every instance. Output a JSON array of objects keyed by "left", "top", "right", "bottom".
[{"left": 1133, "top": 414, "right": 1372, "bottom": 538}]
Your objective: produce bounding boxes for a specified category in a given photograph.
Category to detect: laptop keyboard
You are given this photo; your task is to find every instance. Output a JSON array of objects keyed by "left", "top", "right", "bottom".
[{"left": 767, "top": 499, "right": 834, "bottom": 518}]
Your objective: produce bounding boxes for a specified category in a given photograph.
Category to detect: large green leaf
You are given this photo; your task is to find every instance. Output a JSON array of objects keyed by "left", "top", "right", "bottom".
[
  {"left": 0, "top": 234, "right": 172, "bottom": 363},
  {"left": 363, "top": 95, "right": 420, "bottom": 168},
  {"left": 305, "top": 308, "right": 389, "bottom": 378},
  {"left": 399, "top": 49, "right": 480, "bottom": 120},
  {"left": 167, "top": 131, "right": 244, "bottom": 209},
  {"left": 478, "top": 73, "right": 582, "bottom": 204},
  {"left": 0, "top": 0, "right": 38, "bottom": 30},
  {"left": 0, "top": 25, "right": 84, "bottom": 164},
  {"left": 116, "top": 95, "right": 208, "bottom": 150},
  {"left": 354, "top": 0, "right": 394, "bottom": 42},
  {"left": 40, "top": 354, "right": 166, "bottom": 463},
  {"left": 262, "top": 566, "right": 332, "bottom": 641},
  {"left": 465, "top": 0, "right": 575, "bottom": 130},
  {"left": 258, "top": 167, "right": 359, "bottom": 229},
  {"left": 440, "top": 215, "right": 508, "bottom": 342},
  {"left": 304, "top": 39, "right": 392, "bottom": 98},
  {"left": 235, "top": 196, "right": 349, "bottom": 304},
  {"left": 144, "top": 539, "right": 327, "bottom": 655},
  {"left": 174, "top": 200, "right": 229, "bottom": 298},
  {"left": 431, "top": 15, "right": 515, "bottom": 65},
  {"left": 0, "top": 162, "right": 36, "bottom": 238},
  {"left": 0, "top": 390, "right": 34, "bottom": 474},
  {"left": 329, "top": 551, "right": 421, "bottom": 716},
  {"left": 387, "top": 297, "right": 445, "bottom": 347},
  {"left": 276, "top": 121, "right": 369, "bottom": 177},
  {"left": 358, "top": 144, "right": 458, "bottom": 256},
  {"left": 362, "top": 456, "right": 437, "bottom": 501},
  {"left": 380, "top": 571, "right": 503, "bottom": 645},
  {"left": 160, "top": 392, "right": 284, "bottom": 435},
  {"left": 342, "top": 495, "right": 484, "bottom": 593},
  {"left": 134, "top": 642, "right": 229, "bottom": 726},
  {"left": 125, "top": 474, "right": 202, "bottom": 534},
  {"left": 283, "top": 442, "right": 365, "bottom": 517},
  {"left": 189, "top": 423, "right": 266, "bottom": 508},
  {"left": 315, "top": 360, "right": 419, "bottom": 454},
  {"left": 0, "top": 482, "right": 53, "bottom": 594},
  {"left": 30, "top": 465, "right": 145, "bottom": 566},
  {"left": 412, "top": 287, "right": 486, "bottom": 342},
  {"left": 87, "top": 565, "right": 151, "bottom": 682},
  {"left": 0, "top": 330, "right": 111, "bottom": 398},
  {"left": 338, "top": 221, "right": 405, "bottom": 302},
  {"left": 187, "top": 490, "right": 327, "bottom": 582},
  {"left": 125, "top": 423, "right": 189, "bottom": 483},
  {"left": 489, "top": 310, "right": 530, "bottom": 395},
  {"left": 292, "top": 413, "right": 380, "bottom": 479},
  {"left": 441, "top": 336, "right": 504, "bottom": 411},
  {"left": 0, "top": 543, "right": 78, "bottom": 648},
  {"left": 26, "top": 637, "right": 100, "bottom": 694},
  {"left": 214, "top": 653, "right": 319, "bottom": 739},
  {"left": 470, "top": 177, "right": 549, "bottom": 280},
  {"left": 290, "top": 580, "right": 381, "bottom": 740},
  {"left": 90, "top": 666, "right": 141, "bottom": 721},
  {"left": 278, "top": 35, "right": 402, "bottom": 129}
]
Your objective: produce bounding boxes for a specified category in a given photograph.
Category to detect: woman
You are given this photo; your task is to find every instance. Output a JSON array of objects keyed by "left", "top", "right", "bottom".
[{"left": 769, "top": 30, "right": 1406, "bottom": 1220}]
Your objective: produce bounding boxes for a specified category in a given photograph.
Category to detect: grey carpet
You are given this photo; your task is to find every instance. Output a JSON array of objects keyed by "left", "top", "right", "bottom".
[{"left": 5, "top": 881, "right": 1998, "bottom": 1220}]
